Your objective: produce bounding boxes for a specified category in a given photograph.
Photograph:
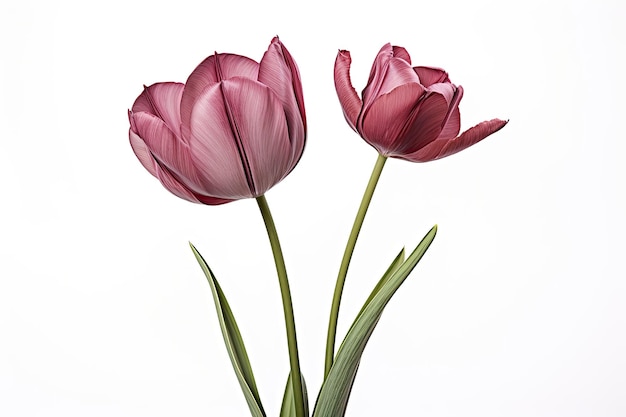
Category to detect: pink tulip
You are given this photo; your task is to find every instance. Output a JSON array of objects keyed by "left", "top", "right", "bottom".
[
  {"left": 334, "top": 43, "right": 507, "bottom": 162},
  {"left": 129, "top": 37, "right": 306, "bottom": 204}
]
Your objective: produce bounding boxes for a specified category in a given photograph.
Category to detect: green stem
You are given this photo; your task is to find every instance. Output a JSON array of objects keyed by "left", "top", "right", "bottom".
[
  {"left": 324, "top": 154, "right": 388, "bottom": 379},
  {"left": 256, "top": 195, "right": 305, "bottom": 417}
]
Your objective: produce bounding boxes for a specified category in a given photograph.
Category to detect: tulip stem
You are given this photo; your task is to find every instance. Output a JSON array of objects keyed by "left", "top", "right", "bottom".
[
  {"left": 324, "top": 153, "right": 387, "bottom": 379},
  {"left": 256, "top": 195, "right": 305, "bottom": 417}
]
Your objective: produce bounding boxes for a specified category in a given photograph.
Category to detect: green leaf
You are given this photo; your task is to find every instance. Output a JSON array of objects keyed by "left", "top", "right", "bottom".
[
  {"left": 190, "top": 243, "right": 266, "bottom": 417},
  {"left": 313, "top": 225, "right": 437, "bottom": 417},
  {"left": 352, "top": 247, "right": 405, "bottom": 326},
  {"left": 280, "top": 372, "right": 310, "bottom": 417}
]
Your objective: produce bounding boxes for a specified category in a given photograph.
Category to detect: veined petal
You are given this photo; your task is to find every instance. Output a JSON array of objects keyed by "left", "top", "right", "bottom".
[
  {"left": 359, "top": 83, "right": 425, "bottom": 154},
  {"left": 438, "top": 85, "right": 464, "bottom": 140},
  {"left": 362, "top": 44, "right": 420, "bottom": 114},
  {"left": 438, "top": 105, "right": 461, "bottom": 141},
  {"left": 194, "top": 194, "right": 234, "bottom": 205},
  {"left": 181, "top": 53, "right": 259, "bottom": 138},
  {"left": 272, "top": 38, "right": 307, "bottom": 170},
  {"left": 388, "top": 90, "right": 450, "bottom": 156},
  {"left": 436, "top": 118, "right": 508, "bottom": 159},
  {"left": 130, "top": 111, "right": 202, "bottom": 190},
  {"left": 415, "top": 66, "right": 450, "bottom": 87},
  {"left": 187, "top": 82, "right": 250, "bottom": 199},
  {"left": 187, "top": 78, "right": 291, "bottom": 198},
  {"left": 129, "top": 129, "right": 159, "bottom": 178},
  {"left": 378, "top": 56, "right": 421, "bottom": 97},
  {"left": 157, "top": 166, "right": 232, "bottom": 205},
  {"left": 130, "top": 129, "right": 204, "bottom": 204},
  {"left": 427, "top": 82, "right": 456, "bottom": 105},
  {"left": 258, "top": 37, "right": 306, "bottom": 153},
  {"left": 392, "top": 46, "right": 411, "bottom": 64},
  {"left": 334, "top": 50, "right": 362, "bottom": 131},
  {"left": 361, "top": 43, "right": 393, "bottom": 111},
  {"left": 132, "top": 83, "right": 184, "bottom": 137},
  {"left": 220, "top": 78, "right": 293, "bottom": 196},
  {"left": 154, "top": 162, "right": 206, "bottom": 203},
  {"left": 405, "top": 118, "right": 508, "bottom": 162}
]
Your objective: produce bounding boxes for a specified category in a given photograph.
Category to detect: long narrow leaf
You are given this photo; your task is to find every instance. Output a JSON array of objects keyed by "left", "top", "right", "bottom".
[
  {"left": 352, "top": 248, "right": 405, "bottom": 327},
  {"left": 280, "top": 372, "right": 310, "bottom": 417},
  {"left": 190, "top": 243, "right": 266, "bottom": 417},
  {"left": 313, "top": 225, "right": 437, "bottom": 417}
]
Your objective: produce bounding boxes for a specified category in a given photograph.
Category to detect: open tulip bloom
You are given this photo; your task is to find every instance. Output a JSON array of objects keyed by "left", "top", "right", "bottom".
[{"left": 128, "top": 37, "right": 507, "bottom": 417}]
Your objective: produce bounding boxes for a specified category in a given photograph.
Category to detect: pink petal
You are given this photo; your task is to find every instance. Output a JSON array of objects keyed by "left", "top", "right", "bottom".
[
  {"left": 220, "top": 78, "right": 293, "bottom": 195},
  {"left": 359, "top": 83, "right": 425, "bottom": 154},
  {"left": 438, "top": 104, "right": 461, "bottom": 141},
  {"left": 431, "top": 84, "right": 463, "bottom": 140},
  {"left": 153, "top": 163, "right": 205, "bottom": 203},
  {"left": 361, "top": 43, "right": 393, "bottom": 110},
  {"left": 129, "top": 129, "right": 159, "bottom": 178},
  {"left": 181, "top": 53, "right": 259, "bottom": 138},
  {"left": 194, "top": 194, "right": 234, "bottom": 205},
  {"left": 333, "top": 50, "right": 362, "bottom": 131},
  {"left": 415, "top": 66, "right": 450, "bottom": 87},
  {"left": 187, "top": 78, "right": 291, "bottom": 198},
  {"left": 362, "top": 44, "right": 420, "bottom": 111},
  {"left": 392, "top": 46, "right": 411, "bottom": 64},
  {"left": 405, "top": 118, "right": 508, "bottom": 162},
  {"left": 130, "top": 111, "right": 203, "bottom": 190},
  {"left": 378, "top": 55, "right": 421, "bottom": 96},
  {"left": 388, "top": 90, "right": 451, "bottom": 156},
  {"left": 258, "top": 37, "right": 306, "bottom": 159},
  {"left": 132, "top": 83, "right": 184, "bottom": 137},
  {"left": 130, "top": 129, "right": 203, "bottom": 204}
]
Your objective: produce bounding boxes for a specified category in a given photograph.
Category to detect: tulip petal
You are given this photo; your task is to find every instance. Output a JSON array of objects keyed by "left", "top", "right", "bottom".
[
  {"left": 129, "top": 129, "right": 159, "bottom": 178},
  {"left": 392, "top": 46, "right": 411, "bottom": 64},
  {"left": 157, "top": 163, "right": 233, "bottom": 205},
  {"left": 427, "top": 82, "right": 456, "bottom": 105},
  {"left": 388, "top": 90, "right": 450, "bottom": 156},
  {"left": 362, "top": 44, "right": 420, "bottom": 112},
  {"left": 258, "top": 37, "right": 306, "bottom": 161},
  {"left": 333, "top": 50, "right": 362, "bottom": 132},
  {"left": 129, "top": 111, "right": 204, "bottom": 191},
  {"left": 426, "top": 83, "right": 463, "bottom": 141},
  {"left": 437, "top": 85, "right": 463, "bottom": 140},
  {"left": 181, "top": 53, "right": 259, "bottom": 138},
  {"left": 130, "top": 129, "right": 203, "bottom": 203},
  {"left": 359, "top": 83, "right": 425, "bottom": 154},
  {"left": 220, "top": 79, "right": 293, "bottom": 195},
  {"left": 188, "top": 78, "right": 291, "bottom": 199},
  {"left": 132, "top": 83, "right": 184, "bottom": 137},
  {"left": 379, "top": 55, "right": 421, "bottom": 97},
  {"left": 405, "top": 118, "right": 508, "bottom": 162},
  {"left": 194, "top": 194, "right": 234, "bottom": 206},
  {"left": 361, "top": 43, "right": 392, "bottom": 112},
  {"left": 415, "top": 66, "right": 450, "bottom": 87}
]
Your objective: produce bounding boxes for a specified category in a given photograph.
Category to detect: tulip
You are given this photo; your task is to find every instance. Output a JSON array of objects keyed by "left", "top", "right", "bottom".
[
  {"left": 129, "top": 37, "right": 306, "bottom": 204},
  {"left": 334, "top": 43, "right": 507, "bottom": 162}
]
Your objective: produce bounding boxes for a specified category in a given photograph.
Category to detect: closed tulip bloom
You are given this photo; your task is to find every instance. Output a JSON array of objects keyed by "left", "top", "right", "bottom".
[
  {"left": 334, "top": 43, "right": 506, "bottom": 162},
  {"left": 129, "top": 37, "right": 306, "bottom": 204}
]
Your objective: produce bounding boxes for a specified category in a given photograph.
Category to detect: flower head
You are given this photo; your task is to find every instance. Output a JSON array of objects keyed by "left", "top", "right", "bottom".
[
  {"left": 129, "top": 37, "right": 306, "bottom": 204},
  {"left": 334, "top": 43, "right": 506, "bottom": 162}
]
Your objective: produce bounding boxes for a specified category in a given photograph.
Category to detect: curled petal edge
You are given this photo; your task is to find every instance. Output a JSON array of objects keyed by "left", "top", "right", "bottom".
[
  {"left": 404, "top": 118, "right": 508, "bottom": 162},
  {"left": 334, "top": 50, "right": 362, "bottom": 132}
]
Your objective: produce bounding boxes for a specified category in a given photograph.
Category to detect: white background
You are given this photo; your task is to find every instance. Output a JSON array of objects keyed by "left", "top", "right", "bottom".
[{"left": 1, "top": 0, "right": 624, "bottom": 416}]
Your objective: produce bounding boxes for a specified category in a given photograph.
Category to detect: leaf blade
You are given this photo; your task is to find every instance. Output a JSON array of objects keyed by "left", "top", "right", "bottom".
[
  {"left": 313, "top": 225, "right": 437, "bottom": 417},
  {"left": 190, "top": 243, "right": 266, "bottom": 417},
  {"left": 352, "top": 247, "right": 405, "bottom": 326},
  {"left": 280, "top": 372, "right": 309, "bottom": 417}
]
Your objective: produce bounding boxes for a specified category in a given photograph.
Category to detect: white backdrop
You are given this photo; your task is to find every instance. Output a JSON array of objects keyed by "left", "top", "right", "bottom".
[{"left": 1, "top": 0, "right": 624, "bottom": 416}]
